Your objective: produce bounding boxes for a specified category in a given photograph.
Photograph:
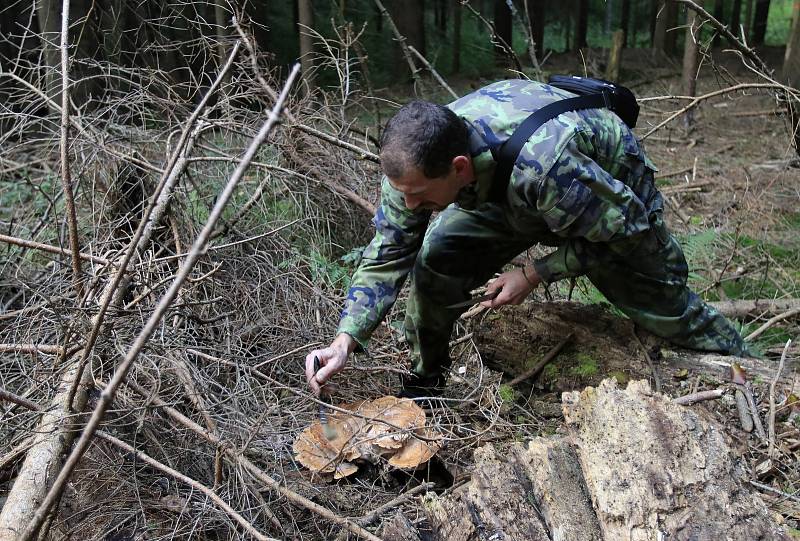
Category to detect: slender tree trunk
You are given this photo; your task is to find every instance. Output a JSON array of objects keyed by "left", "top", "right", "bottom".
[
  {"left": 527, "top": 0, "right": 545, "bottom": 59},
  {"left": 663, "top": 0, "right": 679, "bottom": 54},
  {"left": 298, "top": 0, "right": 315, "bottom": 92},
  {"left": 35, "top": 0, "right": 62, "bottom": 110},
  {"left": 214, "top": 0, "right": 229, "bottom": 71},
  {"left": 784, "top": 1, "right": 800, "bottom": 156},
  {"left": 493, "top": 0, "right": 513, "bottom": 66},
  {"left": 607, "top": 29, "right": 625, "bottom": 80},
  {"left": 682, "top": 4, "right": 701, "bottom": 127},
  {"left": 713, "top": 0, "right": 724, "bottom": 45},
  {"left": 731, "top": 0, "right": 743, "bottom": 38},
  {"left": 575, "top": 0, "right": 588, "bottom": 50},
  {"left": 784, "top": 0, "right": 800, "bottom": 87},
  {"left": 621, "top": 0, "right": 631, "bottom": 47},
  {"left": 387, "top": 0, "right": 425, "bottom": 79},
  {"left": 452, "top": 0, "right": 461, "bottom": 73},
  {"left": 751, "top": 0, "right": 771, "bottom": 45},
  {"left": 744, "top": 0, "right": 754, "bottom": 40},
  {"left": 650, "top": 0, "right": 659, "bottom": 46}
]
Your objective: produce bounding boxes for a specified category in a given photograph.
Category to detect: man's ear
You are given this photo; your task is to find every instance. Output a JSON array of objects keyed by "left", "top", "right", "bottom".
[
  {"left": 451, "top": 154, "right": 472, "bottom": 178},
  {"left": 452, "top": 155, "right": 472, "bottom": 181}
]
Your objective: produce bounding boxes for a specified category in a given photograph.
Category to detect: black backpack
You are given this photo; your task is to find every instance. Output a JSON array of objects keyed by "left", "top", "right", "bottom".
[{"left": 489, "top": 75, "right": 640, "bottom": 202}]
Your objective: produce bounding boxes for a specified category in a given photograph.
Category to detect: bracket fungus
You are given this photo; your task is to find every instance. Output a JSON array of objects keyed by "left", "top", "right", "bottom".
[{"left": 293, "top": 396, "right": 441, "bottom": 479}]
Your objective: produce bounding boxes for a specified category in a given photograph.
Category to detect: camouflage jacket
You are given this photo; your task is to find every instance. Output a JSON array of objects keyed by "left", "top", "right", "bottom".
[{"left": 338, "top": 79, "right": 663, "bottom": 348}]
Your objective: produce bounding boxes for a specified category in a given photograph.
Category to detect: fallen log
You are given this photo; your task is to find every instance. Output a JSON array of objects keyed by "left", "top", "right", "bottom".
[
  {"left": 710, "top": 298, "right": 800, "bottom": 319},
  {"left": 389, "top": 379, "right": 788, "bottom": 540}
]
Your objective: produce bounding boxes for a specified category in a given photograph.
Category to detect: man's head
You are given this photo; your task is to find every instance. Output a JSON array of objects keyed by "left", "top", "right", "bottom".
[{"left": 380, "top": 101, "right": 473, "bottom": 211}]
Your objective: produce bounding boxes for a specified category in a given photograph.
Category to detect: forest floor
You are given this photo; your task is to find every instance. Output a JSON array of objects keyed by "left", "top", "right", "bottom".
[{"left": 2, "top": 43, "right": 800, "bottom": 540}]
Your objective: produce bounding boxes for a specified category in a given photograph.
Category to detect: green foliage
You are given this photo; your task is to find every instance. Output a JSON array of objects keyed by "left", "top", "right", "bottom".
[{"left": 765, "top": 0, "right": 794, "bottom": 45}]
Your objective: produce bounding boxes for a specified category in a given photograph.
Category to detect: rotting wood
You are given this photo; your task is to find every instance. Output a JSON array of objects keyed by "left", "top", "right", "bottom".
[{"left": 413, "top": 379, "right": 789, "bottom": 540}]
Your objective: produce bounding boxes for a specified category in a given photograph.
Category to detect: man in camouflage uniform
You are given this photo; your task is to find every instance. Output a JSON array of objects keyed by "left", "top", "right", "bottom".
[{"left": 305, "top": 79, "right": 747, "bottom": 397}]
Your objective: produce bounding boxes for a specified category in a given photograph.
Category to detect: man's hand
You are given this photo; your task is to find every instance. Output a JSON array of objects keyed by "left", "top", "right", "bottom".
[
  {"left": 480, "top": 265, "right": 541, "bottom": 308},
  {"left": 305, "top": 333, "right": 356, "bottom": 396}
]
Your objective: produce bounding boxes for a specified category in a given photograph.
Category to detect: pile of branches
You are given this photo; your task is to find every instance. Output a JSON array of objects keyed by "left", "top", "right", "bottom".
[{"left": 0, "top": 13, "right": 436, "bottom": 540}]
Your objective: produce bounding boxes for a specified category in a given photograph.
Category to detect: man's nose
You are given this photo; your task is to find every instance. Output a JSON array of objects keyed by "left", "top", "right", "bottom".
[{"left": 404, "top": 194, "right": 420, "bottom": 210}]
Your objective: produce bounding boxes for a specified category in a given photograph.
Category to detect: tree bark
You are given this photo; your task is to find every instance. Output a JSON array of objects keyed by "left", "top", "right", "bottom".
[
  {"left": 527, "top": 0, "right": 545, "bottom": 60},
  {"left": 35, "top": 0, "right": 61, "bottom": 110},
  {"left": 731, "top": 0, "right": 743, "bottom": 38},
  {"left": 682, "top": 1, "right": 701, "bottom": 127},
  {"left": 493, "top": 0, "right": 513, "bottom": 67},
  {"left": 606, "top": 29, "right": 625, "bottom": 81},
  {"left": 621, "top": 0, "right": 631, "bottom": 47},
  {"left": 713, "top": 0, "right": 724, "bottom": 45},
  {"left": 388, "top": 0, "right": 425, "bottom": 79},
  {"left": 298, "top": 0, "right": 315, "bottom": 92},
  {"left": 751, "top": 0, "right": 771, "bottom": 45},
  {"left": 663, "top": 0, "right": 679, "bottom": 54},
  {"left": 574, "top": 0, "right": 588, "bottom": 50}
]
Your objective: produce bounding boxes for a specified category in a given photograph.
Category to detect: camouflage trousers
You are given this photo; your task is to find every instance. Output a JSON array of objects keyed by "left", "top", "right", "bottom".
[{"left": 404, "top": 203, "right": 747, "bottom": 379}]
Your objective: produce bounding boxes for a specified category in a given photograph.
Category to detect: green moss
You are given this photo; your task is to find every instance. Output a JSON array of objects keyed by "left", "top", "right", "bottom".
[
  {"left": 498, "top": 384, "right": 517, "bottom": 403},
  {"left": 608, "top": 370, "right": 629, "bottom": 385},
  {"left": 570, "top": 353, "right": 599, "bottom": 378},
  {"left": 543, "top": 363, "right": 560, "bottom": 381}
]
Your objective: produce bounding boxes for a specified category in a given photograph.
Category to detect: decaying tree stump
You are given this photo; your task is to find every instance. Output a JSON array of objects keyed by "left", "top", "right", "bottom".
[{"left": 386, "top": 379, "right": 788, "bottom": 541}]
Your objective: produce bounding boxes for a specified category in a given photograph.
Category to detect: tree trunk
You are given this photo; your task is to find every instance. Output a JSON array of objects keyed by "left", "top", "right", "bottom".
[
  {"left": 713, "top": 0, "right": 724, "bottom": 45},
  {"left": 493, "top": 0, "right": 513, "bottom": 67},
  {"left": 214, "top": 0, "right": 229, "bottom": 72},
  {"left": 621, "top": 0, "right": 631, "bottom": 47},
  {"left": 452, "top": 0, "right": 461, "bottom": 73},
  {"left": 605, "top": 0, "right": 615, "bottom": 36},
  {"left": 751, "top": 0, "right": 771, "bottom": 45},
  {"left": 784, "top": 0, "right": 800, "bottom": 87},
  {"left": 298, "top": 0, "right": 315, "bottom": 92},
  {"left": 731, "top": 0, "right": 743, "bottom": 39},
  {"left": 744, "top": 0, "right": 754, "bottom": 41},
  {"left": 388, "top": 0, "right": 425, "bottom": 79},
  {"left": 663, "top": 0, "right": 679, "bottom": 54},
  {"left": 682, "top": 2, "right": 701, "bottom": 127},
  {"left": 403, "top": 380, "right": 789, "bottom": 540},
  {"left": 650, "top": 0, "right": 658, "bottom": 46},
  {"left": 606, "top": 29, "right": 624, "bottom": 81},
  {"left": 527, "top": 0, "right": 545, "bottom": 60},
  {"left": 34, "top": 0, "right": 62, "bottom": 111},
  {"left": 574, "top": 0, "right": 588, "bottom": 50}
]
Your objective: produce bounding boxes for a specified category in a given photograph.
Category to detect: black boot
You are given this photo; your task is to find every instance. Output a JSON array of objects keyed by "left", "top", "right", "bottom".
[{"left": 397, "top": 372, "right": 447, "bottom": 400}]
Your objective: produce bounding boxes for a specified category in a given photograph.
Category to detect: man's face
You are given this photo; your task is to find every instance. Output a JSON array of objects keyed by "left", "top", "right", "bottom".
[{"left": 387, "top": 156, "right": 473, "bottom": 212}]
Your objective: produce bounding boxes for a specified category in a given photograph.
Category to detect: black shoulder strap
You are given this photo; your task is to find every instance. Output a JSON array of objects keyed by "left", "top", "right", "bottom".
[{"left": 489, "top": 92, "right": 609, "bottom": 202}]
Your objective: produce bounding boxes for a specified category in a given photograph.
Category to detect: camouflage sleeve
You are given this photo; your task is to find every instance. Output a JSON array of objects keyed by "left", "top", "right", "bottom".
[
  {"left": 336, "top": 176, "right": 431, "bottom": 349},
  {"left": 527, "top": 133, "right": 652, "bottom": 284}
]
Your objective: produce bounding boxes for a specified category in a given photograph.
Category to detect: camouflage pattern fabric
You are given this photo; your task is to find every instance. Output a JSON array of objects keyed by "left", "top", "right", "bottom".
[{"left": 337, "top": 80, "right": 746, "bottom": 377}]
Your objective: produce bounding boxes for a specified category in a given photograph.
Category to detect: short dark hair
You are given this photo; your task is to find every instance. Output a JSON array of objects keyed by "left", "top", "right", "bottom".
[{"left": 379, "top": 101, "right": 469, "bottom": 179}]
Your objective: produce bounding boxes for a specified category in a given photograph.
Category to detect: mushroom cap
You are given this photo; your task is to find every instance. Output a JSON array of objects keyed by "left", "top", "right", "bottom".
[
  {"left": 294, "top": 396, "right": 439, "bottom": 478},
  {"left": 388, "top": 427, "right": 442, "bottom": 469}
]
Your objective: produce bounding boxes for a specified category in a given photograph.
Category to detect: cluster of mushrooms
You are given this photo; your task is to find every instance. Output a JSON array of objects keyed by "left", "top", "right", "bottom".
[{"left": 293, "top": 396, "right": 441, "bottom": 479}]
